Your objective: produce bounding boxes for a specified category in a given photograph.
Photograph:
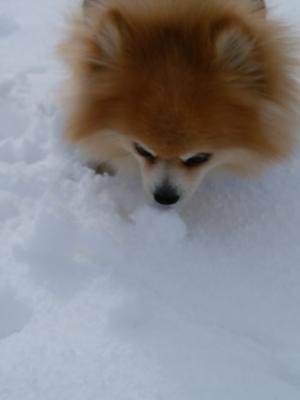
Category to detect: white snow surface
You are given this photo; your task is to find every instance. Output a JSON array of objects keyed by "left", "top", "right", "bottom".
[{"left": 0, "top": 0, "right": 300, "bottom": 399}]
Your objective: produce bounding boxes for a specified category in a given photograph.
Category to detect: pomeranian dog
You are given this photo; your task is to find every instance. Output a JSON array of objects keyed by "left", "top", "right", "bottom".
[{"left": 60, "top": 0, "right": 299, "bottom": 206}]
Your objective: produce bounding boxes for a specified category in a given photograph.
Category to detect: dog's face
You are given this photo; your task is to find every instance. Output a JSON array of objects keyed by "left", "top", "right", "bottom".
[
  {"left": 132, "top": 142, "right": 214, "bottom": 205},
  {"left": 130, "top": 142, "right": 229, "bottom": 205},
  {"left": 62, "top": 0, "right": 297, "bottom": 206},
  {"left": 128, "top": 142, "right": 255, "bottom": 205}
]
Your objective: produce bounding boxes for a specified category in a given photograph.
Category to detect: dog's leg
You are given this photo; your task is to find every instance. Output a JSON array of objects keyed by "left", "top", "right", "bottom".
[
  {"left": 87, "top": 161, "right": 116, "bottom": 176},
  {"left": 95, "top": 163, "right": 116, "bottom": 175}
]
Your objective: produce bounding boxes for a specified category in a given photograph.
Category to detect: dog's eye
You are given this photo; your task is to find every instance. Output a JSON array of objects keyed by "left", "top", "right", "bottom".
[
  {"left": 183, "top": 153, "right": 212, "bottom": 167},
  {"left": 134, "top": 143, "right": 156, "bottom": 161}
]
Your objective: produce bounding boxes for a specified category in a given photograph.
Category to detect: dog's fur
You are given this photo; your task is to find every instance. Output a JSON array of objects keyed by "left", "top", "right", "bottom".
[{"left": 60, "top": 0, "right": 299, "bottom": 204}]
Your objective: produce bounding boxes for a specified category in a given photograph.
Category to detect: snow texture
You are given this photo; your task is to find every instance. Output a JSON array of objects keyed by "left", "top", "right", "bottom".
[{"left": 0, "top": 0, "right": 300, "bottom": 399}]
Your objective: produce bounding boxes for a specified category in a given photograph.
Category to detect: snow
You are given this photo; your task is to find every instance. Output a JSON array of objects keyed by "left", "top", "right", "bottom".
[{"left": 0, "top": 0, "right": 300, "bottom": 398}]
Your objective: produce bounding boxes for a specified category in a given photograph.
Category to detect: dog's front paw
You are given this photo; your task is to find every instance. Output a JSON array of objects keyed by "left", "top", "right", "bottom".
[{"left": 94, "top": 162, "right": 116, "bottom": 176}]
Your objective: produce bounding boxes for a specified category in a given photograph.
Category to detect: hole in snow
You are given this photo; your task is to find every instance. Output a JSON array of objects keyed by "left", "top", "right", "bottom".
[{"left": 0, "top": 288, "right": 32, "bottom": 339}]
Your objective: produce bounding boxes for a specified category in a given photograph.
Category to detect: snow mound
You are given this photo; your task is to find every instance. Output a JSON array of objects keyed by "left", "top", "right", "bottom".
[{"left": 0, "top": 0, "right": 300, "bottom": 399}]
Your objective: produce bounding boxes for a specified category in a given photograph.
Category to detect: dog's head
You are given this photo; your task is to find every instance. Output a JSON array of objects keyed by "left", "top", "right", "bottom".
[{"left": 62, "top": 0, "right": 298, "bottom": 205}]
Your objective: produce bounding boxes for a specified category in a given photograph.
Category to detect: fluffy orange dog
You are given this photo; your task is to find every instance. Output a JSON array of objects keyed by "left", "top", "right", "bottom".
[{"left": 60, "top": 0, "right": 299, "bottom": 205}]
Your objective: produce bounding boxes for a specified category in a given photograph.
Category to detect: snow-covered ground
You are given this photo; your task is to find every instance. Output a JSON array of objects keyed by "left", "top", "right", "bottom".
[{"left": 0, "top": 0, "right": 300, "bottom": 398}]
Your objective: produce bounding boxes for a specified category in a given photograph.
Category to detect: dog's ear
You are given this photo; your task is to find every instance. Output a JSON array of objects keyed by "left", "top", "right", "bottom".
[
  {"left": 214, "top": 24, "right": 261, "bottom": 88},
  {"left": 83, "top": 0, "right": 106, "bottom": 10},
  {"left": 249, "top": 0, "right": 266, "bottom": 17},
  {"left": 88, "top": 8, "right": 132, "bottom": 62},
  {"left": 83, "top": 0, "right": 94, "bottom": 7},
  {"left": 215, "top": 26, "right": 255, "bottom": 70},
  {"left": 83, "top": 0, "right": 129, "bottom": 58},
  {"left": 83, "top": 0, "right": 100, "bottom": 12}
]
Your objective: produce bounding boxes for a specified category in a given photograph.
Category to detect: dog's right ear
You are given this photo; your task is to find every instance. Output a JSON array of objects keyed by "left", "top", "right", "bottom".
[
  {"left": 99, "top": 9, "right": 132, "bottom": 60},
  {"left": 85, "top": 6, "right": 132, "bottom": 62},
  {"left": 83, "top": 0, "right": 98, "bottom": 10}
]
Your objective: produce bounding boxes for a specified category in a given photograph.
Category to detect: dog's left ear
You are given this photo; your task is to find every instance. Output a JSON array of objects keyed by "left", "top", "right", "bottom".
[
  {"left": 249, "top": 0, "right": 266, "bottom": 17},
  {"left": 214, "top": 24, "right": 261, "bottom": 88}
]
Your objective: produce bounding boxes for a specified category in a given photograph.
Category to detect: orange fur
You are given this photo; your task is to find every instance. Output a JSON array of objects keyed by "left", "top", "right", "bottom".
[{"left": 59, "top": 0, "right": 299, "bottom": 176}]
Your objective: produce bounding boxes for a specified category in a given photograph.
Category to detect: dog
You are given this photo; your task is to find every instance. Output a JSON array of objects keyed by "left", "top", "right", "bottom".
[{"left": 60, "top": 0, "right": 299, "bottom": 206}]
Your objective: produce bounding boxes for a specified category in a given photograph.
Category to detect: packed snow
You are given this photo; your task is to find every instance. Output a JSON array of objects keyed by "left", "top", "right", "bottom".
[{"left": 0, "top": 0, "right": 300, "bottom": 399}]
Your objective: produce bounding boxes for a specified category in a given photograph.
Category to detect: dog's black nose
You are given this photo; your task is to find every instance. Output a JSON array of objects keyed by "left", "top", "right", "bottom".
[{"left": 153, "top": 185, "right": 180, "bottom": 205}]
